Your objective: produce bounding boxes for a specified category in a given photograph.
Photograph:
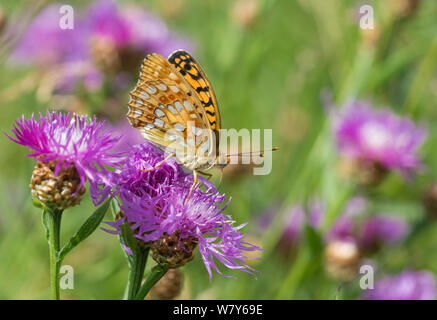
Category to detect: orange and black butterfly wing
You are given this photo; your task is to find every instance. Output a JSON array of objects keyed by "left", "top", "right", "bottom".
[
  {"left": 167, "top": 50, "right": 221, "bottom": 137},
  {"left": 127, "top": 53, "right": 215, "bottom": 165}
]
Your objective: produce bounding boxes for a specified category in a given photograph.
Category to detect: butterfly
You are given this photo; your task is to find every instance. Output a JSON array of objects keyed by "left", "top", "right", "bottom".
[
  {"left": 127, "top": 50, "right": 276, "bottom": 199},
  {"left": 127, "top": 50, "right": 228, "bottom": 198}
]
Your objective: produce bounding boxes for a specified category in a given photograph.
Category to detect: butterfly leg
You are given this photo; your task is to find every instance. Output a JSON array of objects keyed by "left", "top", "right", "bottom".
[
  {"left": 218, "top": 168, "right": 224, "bottom": 187},
  {"left": 197, "top": 170, "right": 213, "bottom": 180},
  {"left": 138, "top": 152, "right": 175, "bottom": 173},
  {"left": 185, "top": 170, "right": 198, "bottom": 204}
]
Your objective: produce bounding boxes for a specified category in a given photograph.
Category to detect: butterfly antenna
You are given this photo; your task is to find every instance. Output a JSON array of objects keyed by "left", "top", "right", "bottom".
[{"left": 227, "top": 146, "right": 279, "bottom": 157}]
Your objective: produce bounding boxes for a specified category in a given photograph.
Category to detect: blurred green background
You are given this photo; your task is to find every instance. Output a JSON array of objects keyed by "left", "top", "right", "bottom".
[{"left": 1, "top": 0, "right": 437, "bottom": 299}]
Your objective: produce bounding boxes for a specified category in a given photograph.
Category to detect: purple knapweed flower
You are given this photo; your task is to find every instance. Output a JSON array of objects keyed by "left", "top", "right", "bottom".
[
  {"left": 6, "top": 110, "right": 122, "bottom": 190},
  {"left": 332, "top": 100, "right": 427, "bottom": 176},
  {"left": 102, "top": 142, "right": 262, "bottom": 279},
  {"left": 114, "top": 142, "right": 190, "bottom": 196},
  {"left": 363, "top": 270, "right": 436, "bottom": 300},
  {"left": 90, "top": 141, "right": 189, "bottom": 205}
]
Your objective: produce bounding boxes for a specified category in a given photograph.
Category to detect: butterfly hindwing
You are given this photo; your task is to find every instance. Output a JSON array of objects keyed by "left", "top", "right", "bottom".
[{"left": 127, "top": 53, "right": 216, "bottom": 168}]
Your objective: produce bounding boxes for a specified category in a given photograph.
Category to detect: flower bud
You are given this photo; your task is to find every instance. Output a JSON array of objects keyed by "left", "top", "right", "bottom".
[
  {"left": 324, "top": 240, "right": 361, "bottom": 282},
  {"left": 151, "top": 231, "right": 198, "bottom": 268},
  {"left": 30, "top": 160, "right": 86, "bottom": 209},
  {"left": 90, "top": 37, "right": 121, "bottom": 75},
  {"left": 149, "top": 268, "right": 183, "bottom": 300},
  {"left": 90, "top": 37, "right": 143, "bottom": 76},
  {"left": 337, "top": 157, "right": 388, "bottom": 187}
]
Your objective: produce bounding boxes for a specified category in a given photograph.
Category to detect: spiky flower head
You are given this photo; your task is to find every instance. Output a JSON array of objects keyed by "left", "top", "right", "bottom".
[
  {"left": 102, "top": 142, "right": 262, "bottom": 280},
  {"left": 6, "top": 110, "right": 121, "bottom": 208}
]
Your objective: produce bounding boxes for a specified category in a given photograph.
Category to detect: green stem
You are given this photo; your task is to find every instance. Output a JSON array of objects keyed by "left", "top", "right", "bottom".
[
  {"left": 126, "top": 247, "right": 150, "bottom": 300},
  {"left": 276, "top": 247, "right": 311, "bottom": 299},
  {"left": 134, "top": 265, "right": 169, "bottom": 300},
  {"left": 46, "top": 208, "right": 62, "bottom": 300},
  {"left": 404, "top": 34, "right": 437, "bottom": 118}
]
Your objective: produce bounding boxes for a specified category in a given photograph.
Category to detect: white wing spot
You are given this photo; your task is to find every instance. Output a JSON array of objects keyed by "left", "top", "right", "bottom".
[
  {"left": 166, "top": 134, "right": 178, "bottom": 141},
  {"left": 143, "top": 123, "right": 154, "bottom": 130},
  {"left": 157, "top": 84, "right": 167, "bottom": 91},
  {"left": 167, "top": 104, "right": 178, "bottom": 115},
  {"left": 169, "top": 72, "right": 178, "bottom": 80},
  {"left": 170, "top": 85, "right": 179, "bottom": 93},
  {"left": 174, "top": 101, "right": 183, "bottom": 111},
  {"left": 132, "top": 109, "right": 142, "bottom": 118},
  {"left": 153, "top": 118, "right": 164, "bottom": 127},
  {"left": 146, "top": 85, "right": 157, "bottom": 94},
  {"left": 140, "top": 90, "right": 150, "bottom": 99},
  {"left": 183, "top": 100, "right": 193, "bottom": 110},
  {"left": 193, "top": 126, "right": 203, "bottom": 136},
  {"left": 154, "top": 108, "right": 165, "bottom": 118},
  {"left": 174, "top": 123, "right": 185, "bottom": 132}
]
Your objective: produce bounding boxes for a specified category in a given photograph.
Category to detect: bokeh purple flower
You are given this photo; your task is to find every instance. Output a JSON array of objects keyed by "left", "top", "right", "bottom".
[
  {"left": 11, "top": 5, "right": 87, "bottom": 65},
  {"left": 258, "top": 199, "right": 325, "bottom": 256},
  {"left": 327, "top": 197, "right": 410, "bottom": 252},
  {"left": 332, "top": 100, "right": 427, "bottom": 176},
  {"left": 263, "top": 196, "right": 409, "bottom": 257},
  {"left": 281, "top": 201, "right": 325, "bottom": 244},
  {"left": 86, "top": 0, "right": 193, "bottom": 56},
  {"left": 363, "top": 270, "right": 436, "bottom": 300},
  {"left": 358, "top": 216, "right": 409, "bottom": 249},
  {"left": 10, "top": 0, "right": 194, "bottom": 93},
  {"left": 6, "top": 110, "right": 122, "bottom": 189}
]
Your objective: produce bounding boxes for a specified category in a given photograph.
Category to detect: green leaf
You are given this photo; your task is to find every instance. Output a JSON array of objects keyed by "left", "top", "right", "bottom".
[
  {"left": 110, "top": 198, "right": 138, "bottom": 265},
  {"left": 33, "top": 199, "right": 43, "bottom": 208},
  {"left": 303, "top": 224, "right": 323, "bottom": 257},
  {"left": 58, "top": 198, "right": 111, "bottom": 261}
]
